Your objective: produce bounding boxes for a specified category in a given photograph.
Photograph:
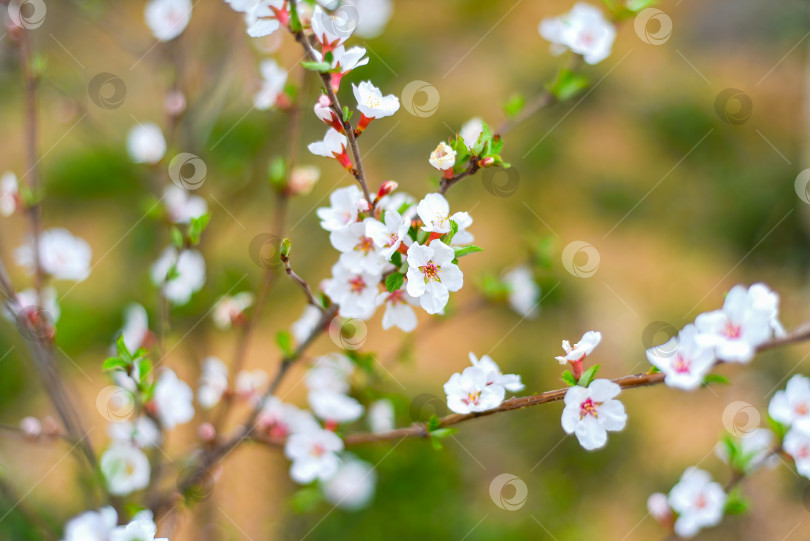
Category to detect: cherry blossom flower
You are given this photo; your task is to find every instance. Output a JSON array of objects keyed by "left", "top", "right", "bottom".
[
  {"left": 555, "top": 330, "right": 601, "bottom": 379},
  {"left": 145, "top": 0, "right": 192, "bottom": 41},
  {"left": 317, "top": 185, "right": 364, "bottom": 231},
  {"left": 126, "top": 123, "right": 166, "bottom": 164},
  {"left": 468, "top": 352, "right": 524, "bottom": 392},
  {"left": 235, "top": 369, "right": 268, "bottom": 402},
  {"left": 308, "top": 128, "right": 353, "bottom": 170},
  {"left": 450, "top": 211, "right": 474, "bottom": 246},
  {"left": 416, "top": 193, "right": 471, "bottom": 236},
  {"left": 647, "top": 492, "right": 673, "bottom": 526},
  {"left": 784, "top": 427, "right": 810, "bottom": 479},
  {"left": 324, "top": 262, "right": 380, "bottom": 319},
  {"left": 646, "top": 324, "right": 715, "bottom": 391},
  {"left": 330, "top": 221, "right": 388, "bottom": 274},
  {"left": 667, "top": 467, "right": 726, "bottom": 538},
  {"left": 346, "top": 0, "right": 392, "bottom": 38},
  {"left": 150, "top": 247, "right": 206, "bottom": 305},
  {"left": 314, "top": 95, "right": 343, "bottom": 132},
  {"left": 3, "top": 286, "right": 60, "bottom": 324},
  {"left": 62, "top": 507, "right": 117, "bottom": 541},
  {"left": 748, "top": 282, "right": 786, "bottom": 337},
  {"left": 352, "top": 81, "right": 400, "bottom": 132},
  {"left": 100, "top": 443, "right": 151, "bottom": 496},
  {"left": 292, "top": 304, "right": 323, "bottom": 343},
  {"left": 152, "top": 368, "right": 194, "bottom": 428},
  {"left": 111, "top": 510, "right": 167, "bottom": 541},
  {"left": 376, "top": 287, "right": 419, "bottom": 332},
  {"left": 119, "top": 303, "right": 151, "bottom": 352},
  {"left": 284, "top": 427, "right": 345, "bottom": 484},
  {"left": 257, "top": 396, "right": 320, "bottom": 437},
  {"left": 694, "top": 283, "right": 776, "bottom": 363},
  {"left": 288, "top": 165, "right": 321, "bottom": 195},
  {"left": 309, "top": 391, "right": 364, "bottom": 424},
  {"left": 311, "top": 6, "right": 352, "bottom": 51},
  {"left": 561, "top": 379, "right": 626, "bottom": 450},
  {"left": 768, "top": 374, "right": 810, "bottom": 430},
  {"left": 212, "top": 292, "right": 255, "bottom": 330},
  {"left": 538, "top": 2, "right": 615, "bottom": 65},
  {"left": 306, "top": 353, "right": 354, "bottom": 393},
  {"left": 715, "top": 428, "right": 777, "bottom": 472},
  {"left": 368, "top": 399, "right": 395, "bottom": 433},
  {"left": 503, "top": 265, "right": 540, "bottom": 318},
  {"left": 0, "top": 171, "right": 20, "bottom": 216},
  {"left": 322, "top": 456, "right": 377, "bottom": 510},
  {"left": 378, "top": 191, "right": 415, "bottom": 214},
  {"left": 108, "top": 416, "right": 161, "bottom": 449},
  {"left": 198, "top": 356, "right": 229, "bottom": 409},
  {"left": 444, "top": 366, "right": 505, "bottom": 414},
  {"left": 428, "top": 142, "right": 456, "bottom": 179},
  {"left": 366, "top": 210, "right": 412, "bottom": 259},
  {"left": 15, "top": 228, "right": 92, "bottom": 282},
  {"left": 254, "top": 58, "right": 288, "bottom": 110},
  {"left": 225, "top": 0, "right": 286, "bottom": 38},
  {"left": 406, "top": 240, "right": 463, "bottom": 315},
  {"left": 459, "top": 117, "right": 483, "bottom": 150},
  {"left": 311, "top": 45, "right": 369, "bottom": 91}
]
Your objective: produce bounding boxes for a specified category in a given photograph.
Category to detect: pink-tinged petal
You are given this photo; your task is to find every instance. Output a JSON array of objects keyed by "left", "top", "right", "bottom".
[{"left": 715, "top": 340, "right": 754, "bottom": 363}]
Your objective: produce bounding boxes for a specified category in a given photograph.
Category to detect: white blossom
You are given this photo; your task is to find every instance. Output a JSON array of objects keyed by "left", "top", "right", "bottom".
[
  {"left": 164, "top": 184, "right": 207, "bottom": 224},
  {"left": 257, "top": 396, "right": 320, "bottom": 437},
  {"left": 539, "top": 2, "right": 615, "bottom": 65},
  {"left": 119, "top": 303, "right": 150, "bottom": 352},
  {"left": 323, "top": 262, "right": 380, "bottom": 320},
  {"left": 311, "top": 6, "right": 352, "bottom": 50},
  {"left": 416, "top": 193, "right": 470, "bottom": 235},
  {"left": 468, "top": 352, "right": 524, "bottom": 392},
  {"left": 145, "top": 0, "right": 192, "bottom": 41},
  {"left": 768, "top": 374, "right": 810, "bottom": 430},
  {"left": 152, "top": 368, "right": 194, "bottom": 429},
  {"left": 254, "top": 58, "right": 288, "bottom": 110},
  {"left": 503, "top": 265, "right": 539, "bottom": 318},
  {"left": 308, "top": 128, "right": 352, "bottom": 169},
  {"left": 306, "top": 353, "right": 354, "bottom": 394},
  {"left": 376, "top": 287, "right": 419, "bottom": 332},
  {"left": 459, "top": 117, "right": 483, "bottom": 150},
  {"left": 15, "top": 228, "right": 92, "bottom": 282},
  {"left": 330, "top": 221, "right": 388, "bottom": 274},
  {"left": 198, "top": 356, "right": 229, "bottom": 409},
  {"left": 225, "top": 0, "right": 284, "bottom": 37},
  {"left": 0, "top": 171, "right": 20, "bottom": 216},
  {"left": 715, "top": 428, "right": 777, "bottom": 472},
  {"left": 406, "top": 240, "right": 463, "bottom": 315},
  {"left": 345, "top": 0, "right": 392, "bottom": 38},
  {"left": 288, "top": 165, "right": 320, "bottom": 195},
  {"left": 284, "top": 428, "right": 345, "bottom": 484},
  {"left": 560, "top": 379, "right": 626, "bottom": 450},
  {"left": 150, "top": 247, "right": 206, "bottom": 305},
  {"left": 212, "top": 292, "right": 255, "bottom": 330},
  {"left": 352, "top": 81, "right": 400, "bottom": 120},
  {"left": 235, "top": 369, "right": 268, "bottom": 401},
  {"left": 108, "top": 416, "right": 161, "bottom": 449},
  {"left": 322, "top": 456, "right": 376, "bottom": 510},
  {"left": 317, "top": 185, "right": 364, "bottom": 231},
  {"left": 366, "top": 210, "right": 412, "bottom": 259},
  {"left": 62, "top": 507, "right": 117, "bottom": 541},
  {"left": 111, "top": 510, "right": 167, "bottom": 541},
  {"left": 126, "top": 123, "right": 166, "bottom": 164},
  {"left": 428, "top": 142, "right": 456, "bottom": 172},
  {"left": 667, "top": 467, "right": 726, "bottom": 538},
  {"left": 444, "top": 366, "right": 505, "bottom": 414},
  {"left": 100, "top": 444, "right": 151, "bottom": 496},
  {"left": 309, "top": 391, "right": 364, "bottom": 423},
  {"left": 4, "top": 286, "right": 60, "bottom": 324},
  {"left": 555, "top": 331, "right": 601, "bottom": 364},
  {"left": 367, "top": 399, "right": 395, "bottom": 433},
  {"left": 292, "top": 304, "right": 323, "bottom": 343},
  {"left": 784, "top": 426, "right": 810, "bottom": 479},
  {"left": 646, "top": 324, "right": 715, "bottom": 391}
]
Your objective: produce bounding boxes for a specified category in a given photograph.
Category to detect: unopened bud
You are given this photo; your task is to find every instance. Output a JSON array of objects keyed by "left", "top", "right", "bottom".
[
  {"left": 197, "top": 422, "right": 216, "bottom": 442},
  {"left": 280, "top": 238, "right": 292, "bottom": 259},
  {"left": 165, "top": 90, "right": 187, "bottom": 117},
  {"left": 377, "top": 180, "right": 398, "bottom": 198},
  {"left": 317, "top": 95, "right": 331, "bottom": 108},
  {"left": 477, "top": 156, "right": 496, "bottom": 167},
  {"left": 288, "top": 165, "right": 320, "bottom": 196},
  {"left": 647, "top": 493, "right": 673, "bottom": 525},
  {"left": 356, "top": 199, "right": 371, "bottom": 213}
]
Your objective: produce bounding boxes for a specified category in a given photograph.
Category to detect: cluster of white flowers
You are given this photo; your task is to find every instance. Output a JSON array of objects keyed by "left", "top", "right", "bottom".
[
  {"left": 770, "top": 374, "right": 810, "bottom": 479},
  {"left": 539, "top": 2, "right": 615, "bottom": 65},
  {"left": 646, "top": 283, "right": 784, "bottom": 390},
  {"left": 145, "top": 0, "right": 192, "bottom": 42},
  {"left": 62, "top": 507, "right": 167, "bottom": 541},
  {"left": 443, "top": 353, "right": 524, "bottom": 414},
  {"left": 650, "top": 467, "right": 727, "bottom": 538}
]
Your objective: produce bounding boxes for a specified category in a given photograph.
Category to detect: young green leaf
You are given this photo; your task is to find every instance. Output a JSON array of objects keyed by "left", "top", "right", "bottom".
[
  {"left": 441, "top": 220, "right": 459, "bottom": 245},
  {"left": 102, "top": 356, "right": 128, "bottom": 372},
  {"left": 561, "top": 371, "right": 578, "bottom": 386},
  {"left": 578, "top": 364, "right": 600, "bottom": 387},
  {"left": 453, "top": 245, "right": 483, "bottom": 258},
  {"left": 189, "top": 213, "right": 211, "bottom": 245},
  {"left": 301, "top": 60, "right": 332, "bottom": 72},
  {"left": 276, "top": 330, "right": 294, "bottom": 357},
  {"left": 502, "top": 94, "right": 526, "bottom": 118},
  {"left": 385, "top": 272, "right": 405, "bottom": 293}
]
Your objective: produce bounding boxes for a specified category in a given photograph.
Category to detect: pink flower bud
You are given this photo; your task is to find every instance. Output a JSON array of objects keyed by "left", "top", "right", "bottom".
[
  {"left": 477, "top": 156, "right": 496, "bottom": 167},
  {"left": 356, "top": 199, "right": 371, "bottom": 213},
  {"left": 198, "top": 422, "right": 217, "bottom": 442},
  {"left": 647, "top": 492, "right": 673, "bottom": 525},
  {"left": 165, "top": 90, "right": 187, "bottom": 117},
  {"left": 377, "top": 180, "right": 398, "bottom": 198},
  {"left": 20, "top": 417, "right": 41, "bottom": 438},
  {"left": 41, "top": 416, "right": 59, "bottom": 435}
]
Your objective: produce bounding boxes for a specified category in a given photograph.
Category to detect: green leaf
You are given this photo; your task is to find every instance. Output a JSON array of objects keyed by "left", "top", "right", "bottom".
[
  {"left": 724, "top": 490, "right": 749, "bottom": 515},
  {"left": 429, "top": 427, "right": 458, "bottom": 439},
  {"left": 385, "top": 272, "right": 405, "bottom": 293},
  {"left": 472, "top": 122, "right": 493, "bottom": 156},
  {"left": 502, "top": 94, "right": 526, "bottom": 118},
  {"left": 578, "top": 364, "right": 600, "bottom": 387},
  {"left": 547, "top": 69, "right": 590, "bottom": 101},
  {"left": 170, "top": 227, "right": 184, "bottom": 250},
  {"left": 301, "top": 60, "right": 332, "bottom": 72},
  {"left": 290, "top": 487, "right": 322, "bottom": 513},
  {"left": 390, "top": 251, "right": 402, "bottom": 268},
  {"left": 703, "top": 373, "right": 730, "bottom": 386},
  {"left": 768, "top": 416, "right": 789, "bottom": 440},
  {"left": 288, "top": 0, "right": 303, "bottom": 32},
  {"left": 276, "top": 330, "right": 294, "bottom": 357},
  {"left": 342, "top": 105, "right": 352, "bottom": 122},
  {"left": 441, "top": 220, "right": 459, "bottom": 245},
  {"left": 561, "top": 371, "right": 578, "bottom": 386},
  {"left": 280, "top": 238, "right": 292, "bottom": 259},
  {"left": 268, "top": 157, "right": 286, "bottom": 188},
  {"left": 449, "top": 135, "right": 472, "bottom": 173},
  {"left": 115, "top": 335, "right": 133, "bottom": 364},
  {"left": 189, "top": 213, "right": 211, "bottom": 245},
  {"left": 427, "top": 415, "right": 441, "bottom": 432},
  {"left": 453, "top": 245, "right": 483, "bottom": 258},
  {"left": 136, "top": 358, "right": 152, "bottom": 384},
  {"left": 102, "top": 356, "right": 128, "bottom": 371}
]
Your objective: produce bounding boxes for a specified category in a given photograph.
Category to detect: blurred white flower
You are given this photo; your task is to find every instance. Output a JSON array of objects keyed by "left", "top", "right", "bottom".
[
  {"left": 108, "top": 416, "right": 161, "bottom": 449},
  {"left": 119, "top": 303, "right": 150, "bottom": 352},
  {"left": 164, "top": 184, "right": 207, "bottom": 224},
  {"left": 288, "top": 165, "right": 320, "bottom": 196},
  {"left": 127, "top": 123, "right": 166, "bottom": 164},
  {"left": 539, "top": 3, "right": 615, "bottom": 65},
  {"left": 292, "top": 304, "right": 323, "bottom": 343},
  {"left": 376, "top": 287, "right": 419, "bottom": 332},
  {"left": 235, "top": 369, "right": 268, "bottom": 402},
  {"left": 306, "top": 353, "right": 354, "bottom": 394},
  {"left": 198, "top": 356, "right": 229, "bottom": 409},
  {"left": 646, "top": 324, "right": 715, "bottom": 391},
  {"left": 62, "top": 506, "right": 117, "bottom": 541},
  {"left": 150, "top": 247, "right": 206, "bottom": 305},
  {"left": 100, "top": 444, "right": 151, "bottom": 496},
  {"left": 152, "top": 368, "right": 195, "bottom": 429},
  {"left": 145, "top": 0, "right": 192, "bottom": 41},
  {"left": 3, "top": 286, "right": 60, "bottom": 324},
  {"left": 769, "top": 374, "right": 810, "bottom": 430},
  {"left": 257, "top": 396, "right": 320, "bottom": 437},
  {"left": 212, "top": 292, "right": 255, "bottom": 330},
  {"left": 15, "top": 228, "right": 92, "bottom": 282},
  {"left": 254, "top": 58, "right": 288, "bottom": 110},
  {"left": 715, "top": 428, "right": 777, "bottom": 472},
  {"left": 0, "top": 171, "right": 20, "bottom": 216},
  {"left": 784, "top": 426, "right": 810, "bottom": 479},
  {"left": 367, "top": 399, "right": 395, "bottom": 434},
  {"left": 667, "top": 467, "right": 726, "bottom": 538},
  {"left": 346, "top": 0, "right": 392, "bottom": 39},
  {"left": 459, "top": 117, "right": 483, "bottom": 150},
  {"left": 309, "top": 391, "right": 364, "bottom": 424},
  {"left": 322, "top": 456, "right": 376, "bottom": 510},
  {"left": 284, "top": 428, "right": 344, "bottom": 484},
  {"left": 110, "top": 509, "right": 167, "bottom": 541},
  {"left": 503, "top": 265, "right": 540, "bottom": 318}
]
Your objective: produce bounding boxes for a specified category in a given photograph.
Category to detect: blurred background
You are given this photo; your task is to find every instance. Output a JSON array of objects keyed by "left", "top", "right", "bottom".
[{"left": 1, "top": 0, "right": 810, "bottom": 539}]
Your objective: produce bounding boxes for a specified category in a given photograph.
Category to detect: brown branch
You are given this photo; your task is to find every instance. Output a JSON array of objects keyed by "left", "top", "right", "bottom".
[
  {"left": 439, "top": 159, "right": 480, "bottom": 195},
  {"left": 281, "top": 249, "right": 322, "bottom": 309}
]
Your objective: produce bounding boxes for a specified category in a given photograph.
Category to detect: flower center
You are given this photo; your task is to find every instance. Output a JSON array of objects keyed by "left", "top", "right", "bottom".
[
  {"left": 796, "top": 402, "right": 809, "bottom": 416},
  {"left": 387, "top": 289, "right": 404, "bottom": 304},
  {"left": 694, "top": 494, "right": 707, "bottom": 509},
  {"left": 355, "top": 236, "right": 374, "bottom": 254},
  {"left": 672, "top": 354, "right": 691, "bottom": 374},
  {"left": 311, "top": 444, "right": 326, "bottom": 458},
  {"left": 724, "top": 321, "right": 742, "bottom": 339},
  {"left": 419, "top": 261, "right": 441, "bottom": 283},
  {"left": 462, "top": 391, "right": 480, "bottom": 405},
  {"left": 385, "top": 232, "right": 399, "bottom": 247},
  {"left": 349, "top": 276, "right": 367, "bottom": 293},
  {"left": 579, "top": 398, "right": 600, "bottom": 419}
]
